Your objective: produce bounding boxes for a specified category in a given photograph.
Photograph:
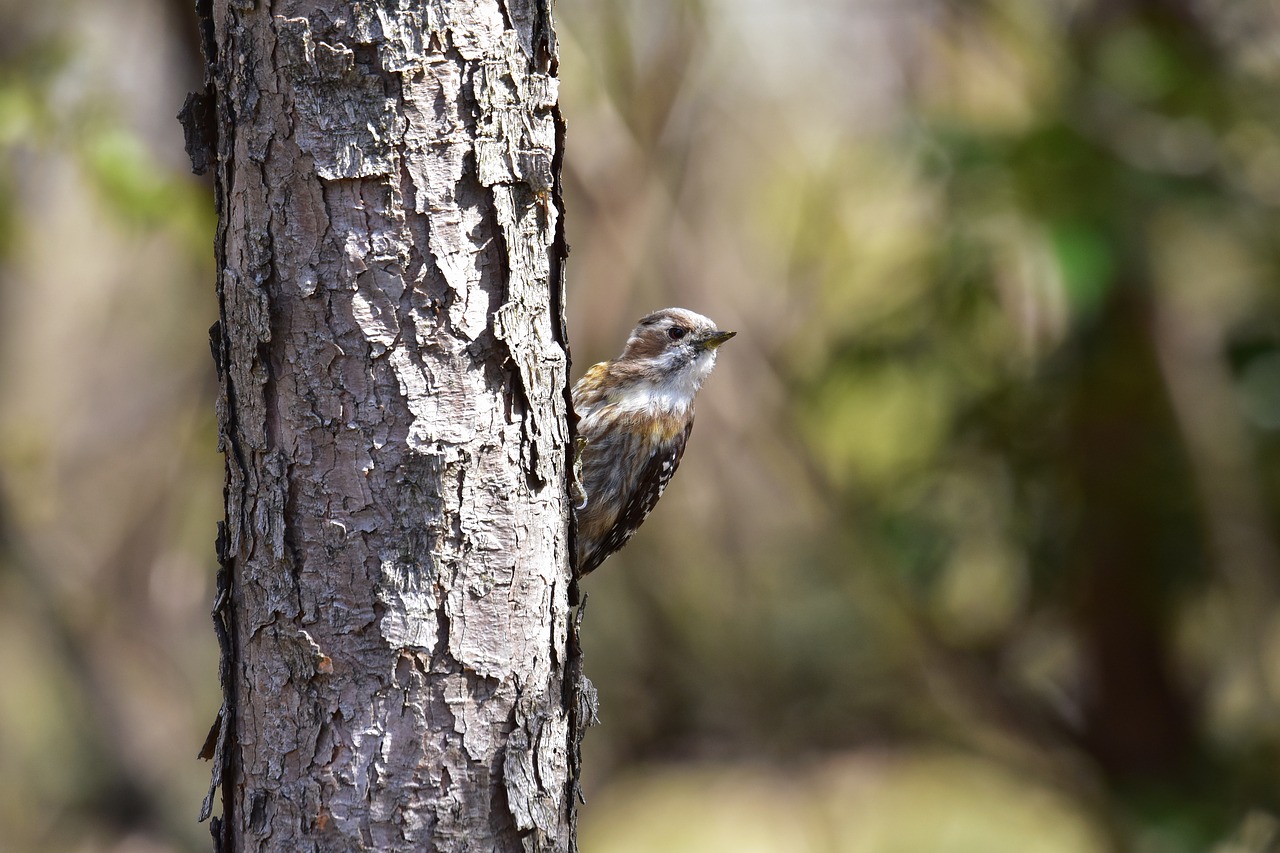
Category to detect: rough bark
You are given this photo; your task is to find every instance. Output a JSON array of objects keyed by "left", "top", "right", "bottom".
[{"left": 186, "top": 0, "right": 580, "bottom": 850}]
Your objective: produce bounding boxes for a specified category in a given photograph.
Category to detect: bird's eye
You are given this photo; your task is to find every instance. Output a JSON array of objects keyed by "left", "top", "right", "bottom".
[{"left": 668, "top": 326, "right": 688, "bottom": 340}]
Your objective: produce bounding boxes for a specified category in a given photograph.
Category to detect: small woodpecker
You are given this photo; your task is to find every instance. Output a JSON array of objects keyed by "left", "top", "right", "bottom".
[{"left": 572, "top": 308, "right": 736, "bottom": 576}]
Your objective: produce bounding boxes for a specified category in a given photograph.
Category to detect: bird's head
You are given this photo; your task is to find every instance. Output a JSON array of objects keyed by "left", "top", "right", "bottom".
[{"left": 615, "top": 307, "right": 735, "bottom": 397}]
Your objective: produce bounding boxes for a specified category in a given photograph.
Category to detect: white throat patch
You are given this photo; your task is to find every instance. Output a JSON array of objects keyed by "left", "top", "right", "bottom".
[{"left": 616, "top": 350, "right": 717, "bottom": 414}]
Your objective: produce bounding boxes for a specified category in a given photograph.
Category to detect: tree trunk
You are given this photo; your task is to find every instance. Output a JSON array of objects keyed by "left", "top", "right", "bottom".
[{"left": 186, "top": 1, "right": 579, "bottom": 850}]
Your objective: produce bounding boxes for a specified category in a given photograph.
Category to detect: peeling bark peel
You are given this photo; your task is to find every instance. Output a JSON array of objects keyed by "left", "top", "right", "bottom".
[{"left": 202, "top": 1, "right": 575, "bottom": 850}]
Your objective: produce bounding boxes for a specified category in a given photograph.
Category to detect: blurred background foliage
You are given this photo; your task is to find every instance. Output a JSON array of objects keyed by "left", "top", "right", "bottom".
[{"left": 0, "top": 0, "right": 1278, "bottom": 850}]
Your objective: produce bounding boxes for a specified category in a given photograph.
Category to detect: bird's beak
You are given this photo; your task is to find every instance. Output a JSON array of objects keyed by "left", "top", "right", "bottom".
[
  {"left": 700, "top": 330, "right": 737, "bottom": 350},
  {"left": 696, "top": 327, "right": 737, "bottom": 348}
]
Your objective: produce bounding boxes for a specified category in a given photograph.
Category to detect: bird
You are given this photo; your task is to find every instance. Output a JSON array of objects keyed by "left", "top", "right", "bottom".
[{"left": 571, "top": 307, "right": 735, "bottom": 576}]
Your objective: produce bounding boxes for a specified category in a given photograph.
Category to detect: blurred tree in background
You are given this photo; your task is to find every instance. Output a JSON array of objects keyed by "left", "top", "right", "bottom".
[
  {"left": 1, "top": 0, "right": 1278, "bottom": 850},
  {"left": 0, "top": 0, "right": 217, "bottom": 850}
]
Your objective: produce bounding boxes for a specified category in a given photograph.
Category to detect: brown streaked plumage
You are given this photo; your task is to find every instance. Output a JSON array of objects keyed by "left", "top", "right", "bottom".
[{"left": 572, "top": 308, "right": 735, "bottom": 576}]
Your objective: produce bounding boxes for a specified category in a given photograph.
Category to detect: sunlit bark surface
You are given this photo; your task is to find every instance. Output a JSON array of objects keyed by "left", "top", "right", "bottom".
[{"left": 198, "top": 1, "right": 575, "bottom": 849}]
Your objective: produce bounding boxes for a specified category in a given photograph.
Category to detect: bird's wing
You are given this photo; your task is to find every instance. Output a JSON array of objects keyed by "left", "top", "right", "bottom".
[
  {"left": 579, "top": 419, "right": 693, "bottom": 576},
  {"left": 571, "top": 362, "right": 612, "bottom": 411}
]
